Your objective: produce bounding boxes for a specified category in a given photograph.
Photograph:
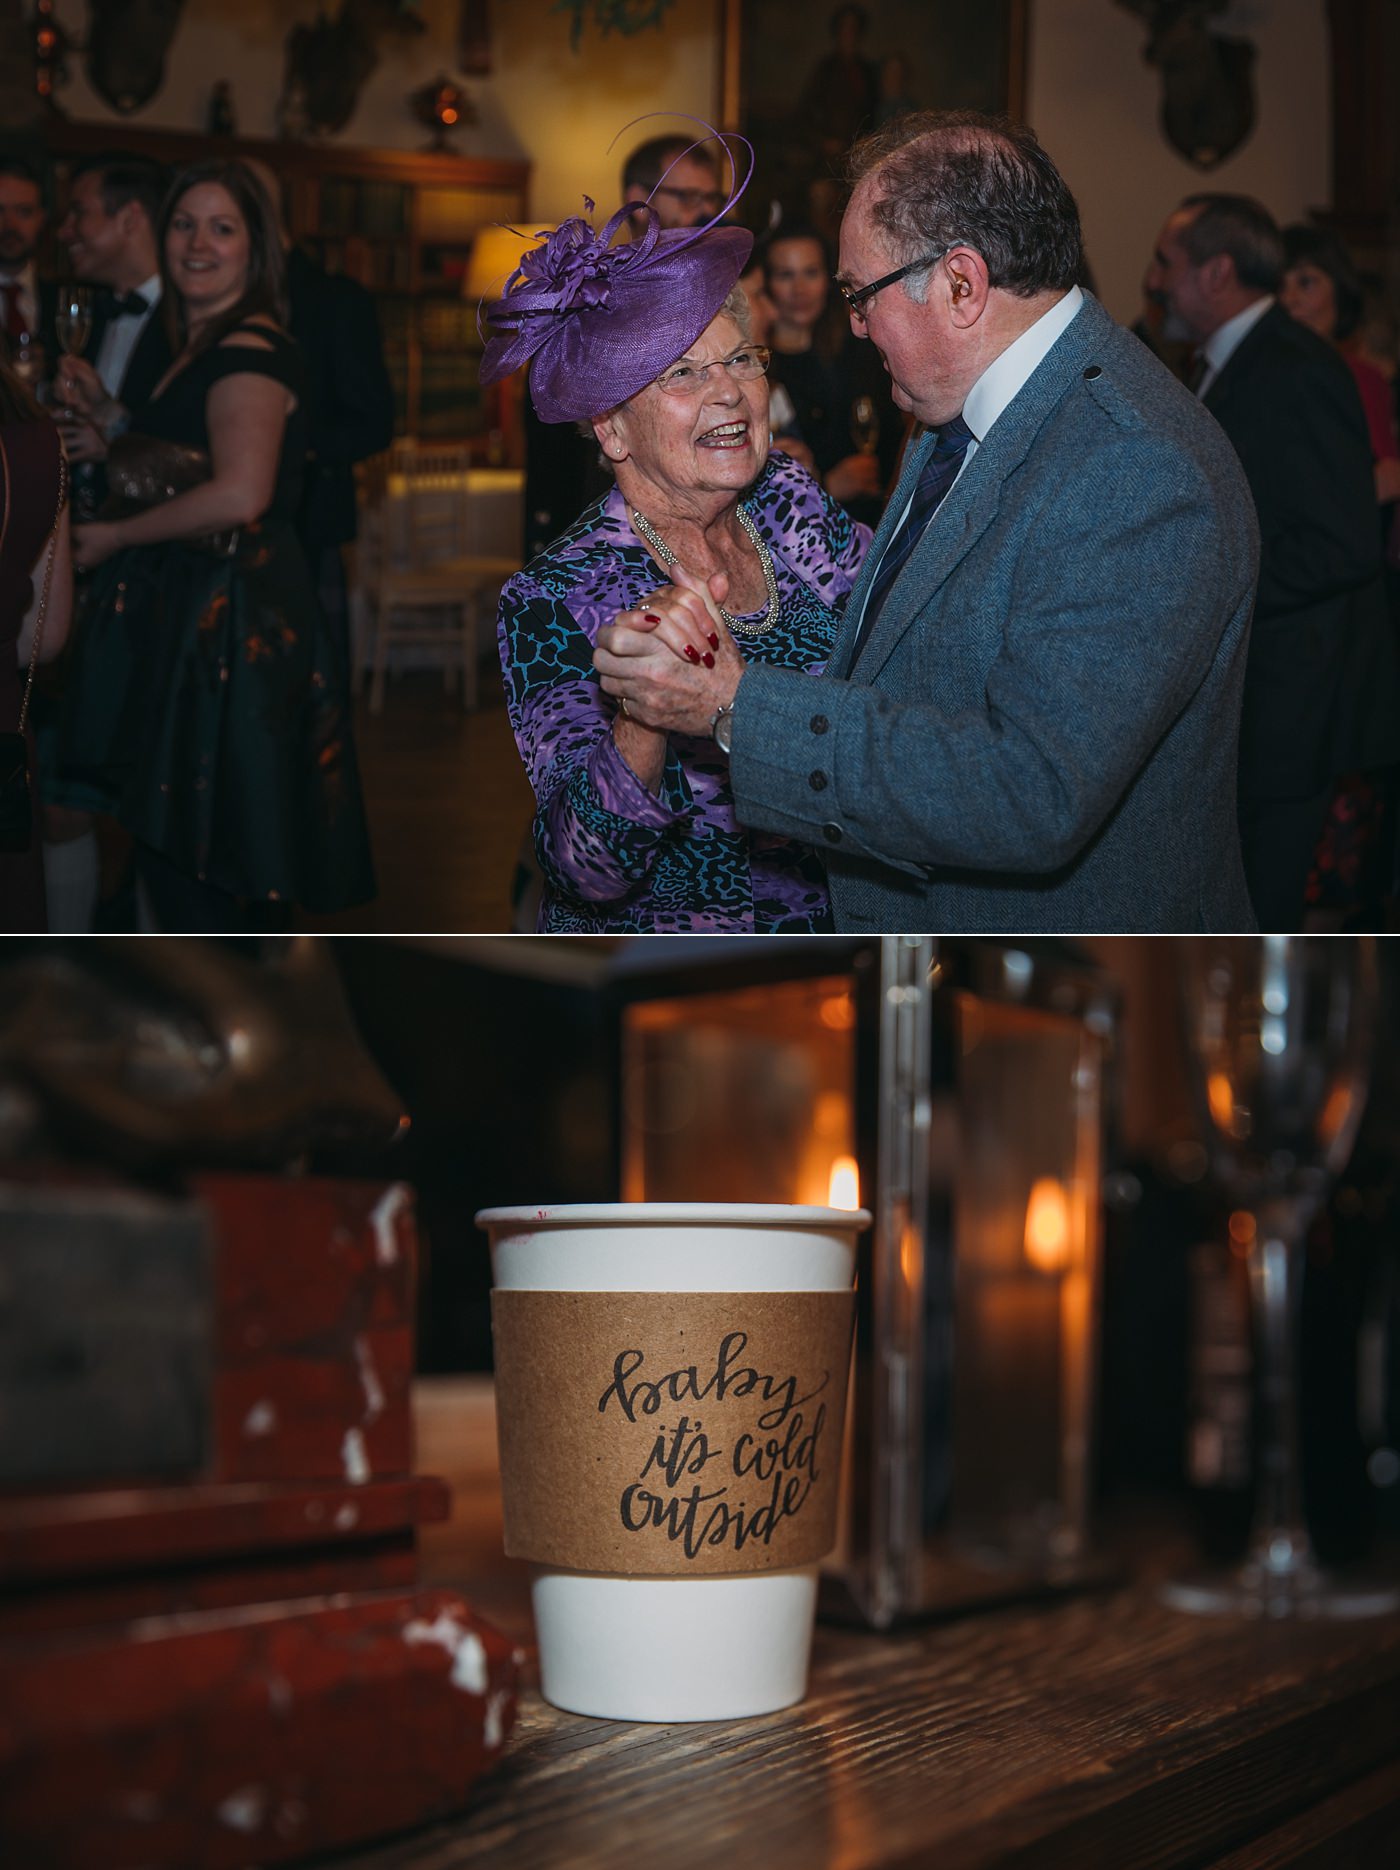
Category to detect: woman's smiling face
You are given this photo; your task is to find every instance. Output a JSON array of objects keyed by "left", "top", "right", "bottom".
[
  {"left": 166, "top": 182, "right": 251, "bottom": 319},
  {"left": 765, "top": 236, "right": 829, "bottom": 331},
  {"left": 596, "top": 312, "right": 771, "bottom": 512}
]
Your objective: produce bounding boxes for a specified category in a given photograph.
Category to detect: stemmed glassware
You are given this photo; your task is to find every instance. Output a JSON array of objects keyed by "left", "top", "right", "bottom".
[
  {"left": 51, "top": 285, "right": 98, "bottom": 517},
  {"left": 54, "top": 285, "right": 92, "bottom": 359},
  {"left": 850, "top": 395, "right": 880, "bottom": 456},
  {"left": 1166, "top": 936, "right": 1397, "bottom": 1618}
]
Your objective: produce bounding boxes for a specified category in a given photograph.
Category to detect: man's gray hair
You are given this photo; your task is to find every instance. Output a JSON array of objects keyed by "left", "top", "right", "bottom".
[
  {"left": 1178, "top": 194, "right": 1283, "bottom": 295},
  {"left": 847, "top": 109, "right": 1084, "bottom": 300}
]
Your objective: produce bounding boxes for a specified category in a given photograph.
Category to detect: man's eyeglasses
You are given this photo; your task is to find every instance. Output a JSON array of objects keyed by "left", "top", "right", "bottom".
[
  {"left": 655, "top": 346, "right": 771, "bottom": 396},
  {"left": 653, "top": 186, "right": 726, "bottom": 216},
  {"left": 839, "top": 246, "right": 956, "bottom": 319}
]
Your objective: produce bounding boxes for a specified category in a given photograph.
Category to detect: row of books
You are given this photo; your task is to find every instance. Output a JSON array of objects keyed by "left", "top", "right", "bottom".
[
  {"left": 306, "top": 237, "right": 415, "bottom": 290},
  {"left": 316, "top": 177, "right": 411, "bottom": 238}
]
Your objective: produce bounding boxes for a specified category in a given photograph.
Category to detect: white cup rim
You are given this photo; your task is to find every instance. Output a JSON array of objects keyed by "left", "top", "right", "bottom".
[{"left": 476, "top": 1202, "right": 872, "bottom": 1229}]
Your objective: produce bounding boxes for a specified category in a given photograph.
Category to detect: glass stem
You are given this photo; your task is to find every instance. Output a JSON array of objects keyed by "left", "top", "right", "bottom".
[{"left": 1245, "top": 1198, "right": 1315, "bottom": 1578}]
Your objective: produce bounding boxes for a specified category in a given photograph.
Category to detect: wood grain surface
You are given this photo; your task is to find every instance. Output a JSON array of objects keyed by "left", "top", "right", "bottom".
[{"left": 311, "top": 1377, "right": 1400, "bottom": 1870}]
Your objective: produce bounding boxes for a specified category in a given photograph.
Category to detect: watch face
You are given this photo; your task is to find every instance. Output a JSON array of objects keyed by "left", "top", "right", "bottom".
[{"left": 714, "top": 708, "right": 733, "bottom": 755}]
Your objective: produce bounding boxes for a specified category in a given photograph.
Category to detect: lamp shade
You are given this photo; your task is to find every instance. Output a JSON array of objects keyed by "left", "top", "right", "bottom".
[{"left": 465, "top": 225, "right": 552, "bottom": 303}]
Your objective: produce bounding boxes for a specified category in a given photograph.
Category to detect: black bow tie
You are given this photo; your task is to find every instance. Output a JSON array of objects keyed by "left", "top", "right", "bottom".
[{"left": 104, "top": 290, "right": 149, "bottom": 318}]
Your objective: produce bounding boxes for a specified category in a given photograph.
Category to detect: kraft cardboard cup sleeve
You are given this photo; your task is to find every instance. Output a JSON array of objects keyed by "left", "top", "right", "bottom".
[{"left": 476, "top": 1203, "right": 868, "bottom": 1722}]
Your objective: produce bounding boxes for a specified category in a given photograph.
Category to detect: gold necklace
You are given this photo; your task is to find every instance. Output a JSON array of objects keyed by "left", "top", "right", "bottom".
[{"left": 630, "top": 502, "right": 780, "bottom": 638}]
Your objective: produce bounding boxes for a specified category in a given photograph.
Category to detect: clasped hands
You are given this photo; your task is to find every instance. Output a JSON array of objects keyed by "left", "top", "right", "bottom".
[{"left": 594, "top": 559, "right": 746, "bottom": 737}]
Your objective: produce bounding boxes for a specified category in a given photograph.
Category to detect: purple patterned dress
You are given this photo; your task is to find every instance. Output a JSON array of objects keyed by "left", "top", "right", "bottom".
[{"left": 498, "top": 452, "right": 870, "bottom": 932}]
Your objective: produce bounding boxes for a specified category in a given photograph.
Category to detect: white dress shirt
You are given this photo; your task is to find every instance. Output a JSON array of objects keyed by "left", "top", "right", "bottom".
[
  {"left": 94, "top": 274, "right": 163, "bottom": 398},
  {"left": 1195, "top": 295, "right": 1273, "bottom": 399},
  {"left": 851, "top": 285, "right": 1086, "bottom": 642}
]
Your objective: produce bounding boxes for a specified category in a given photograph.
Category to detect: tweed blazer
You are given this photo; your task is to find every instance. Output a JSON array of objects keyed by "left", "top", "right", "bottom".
[{"left": 726, "top": 294, "right": 1260, "bottom": 933}]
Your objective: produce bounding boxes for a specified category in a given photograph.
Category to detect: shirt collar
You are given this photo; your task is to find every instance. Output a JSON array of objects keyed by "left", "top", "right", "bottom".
[
  {"left": 962, "top": 284, "right": 1085, "bottom": 442},
  {"left": 1202, "top": 294, "right": 1273, "bottom": 375}
]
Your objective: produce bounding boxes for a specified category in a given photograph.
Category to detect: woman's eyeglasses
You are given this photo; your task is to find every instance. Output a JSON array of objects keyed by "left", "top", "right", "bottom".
[
  {"left": 838, "top": 247, "right": 956, "bottom": 319},
  {"left": 655, "top": 346, "right": 771, "bottom": 396}
]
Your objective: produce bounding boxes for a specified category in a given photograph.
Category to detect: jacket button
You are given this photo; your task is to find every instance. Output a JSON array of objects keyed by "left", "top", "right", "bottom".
[
  {"left": 822, "top": 822, "right": 842, "bottom": 844},
  {"left": 810, "top": 713, "right": 830, "bottom": 734},
  {"left": 808, "top": 770, "right": 828, "bottom": 792},
  {"left": 1083, "top": 364, "right": 1102, "bottom": 380}
]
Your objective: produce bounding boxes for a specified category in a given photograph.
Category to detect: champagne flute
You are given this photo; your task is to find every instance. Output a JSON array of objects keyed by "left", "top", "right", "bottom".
[
  {"left": 851, "top": 394, "right": 880, "bottom": 456},
  {"left": 1166, "top": 936, "right": 1397, "bottom": 1618},
  {"left": 52, "top": 286, "right": 99, "bottom": 519},
  {"left": 54, "top": 285, "right": 92, "bottom": 359}
]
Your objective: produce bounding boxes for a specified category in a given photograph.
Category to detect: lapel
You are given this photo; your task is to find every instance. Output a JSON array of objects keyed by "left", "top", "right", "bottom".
[
  {"left": 86, "top": 296, "right": 112, "bottom": 362},
  {"left": 1200, "top": 300, "right": 1279, "bottom": 426},
  {"left": 824, "top": 425, "right": 930, "bottom": 678},
  {"left": 831, "top": 294, "right": 1109, "bottom": 684}
]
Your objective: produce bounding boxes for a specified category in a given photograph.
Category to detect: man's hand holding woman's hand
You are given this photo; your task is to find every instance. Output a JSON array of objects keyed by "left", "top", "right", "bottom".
[{"left": 595, "top": 559, "right": 745, "bottom": 737}]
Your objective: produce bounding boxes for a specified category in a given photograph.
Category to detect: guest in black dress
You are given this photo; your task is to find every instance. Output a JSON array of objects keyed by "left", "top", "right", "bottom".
[
  {"left": 52, "top": 159, "right": 374, "bottom": 932},
  {"left": 763, "top": 226, "right": 903, "bottom": 529}
]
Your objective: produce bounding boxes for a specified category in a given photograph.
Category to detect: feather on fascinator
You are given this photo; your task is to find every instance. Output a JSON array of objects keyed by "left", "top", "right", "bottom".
[{"left": 478, "top": 123, "right": 755, "bottom": 424}]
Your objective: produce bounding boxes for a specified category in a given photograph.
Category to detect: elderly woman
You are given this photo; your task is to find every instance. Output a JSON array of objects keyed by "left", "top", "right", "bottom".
[{"left": 483, "top": 160, "right": 871, "bottom": 933}]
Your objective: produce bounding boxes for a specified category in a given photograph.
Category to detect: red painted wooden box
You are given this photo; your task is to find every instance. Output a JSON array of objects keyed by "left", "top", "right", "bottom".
[{"left": 0, "top": 1174, "right": 518, "bottom": 1869}]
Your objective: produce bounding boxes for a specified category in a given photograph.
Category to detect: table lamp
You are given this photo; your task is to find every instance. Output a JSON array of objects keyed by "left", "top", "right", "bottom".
[{"left": 463, "top": 224, "right": 552, "bottom": 307}]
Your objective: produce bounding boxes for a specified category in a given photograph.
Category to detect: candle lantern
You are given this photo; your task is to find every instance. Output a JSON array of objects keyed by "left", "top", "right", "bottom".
[{"left": 609, "top": 936, "right": 1116, "bottom": 1626}]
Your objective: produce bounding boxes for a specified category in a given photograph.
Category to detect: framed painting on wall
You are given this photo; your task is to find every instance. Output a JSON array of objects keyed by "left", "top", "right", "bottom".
[{"left": 720, "top": 0, "right": 1029, "bottom": 240}]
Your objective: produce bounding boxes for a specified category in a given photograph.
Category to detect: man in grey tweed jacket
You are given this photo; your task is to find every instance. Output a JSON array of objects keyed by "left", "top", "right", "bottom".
[{"left": 596, "top": 112, "right": 1260, "bottom": 933}]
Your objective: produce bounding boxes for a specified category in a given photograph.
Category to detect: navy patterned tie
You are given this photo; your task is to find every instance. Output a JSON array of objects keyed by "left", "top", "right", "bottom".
[{"left": 850, "top": 413, "right": 975, "bottom": 665}]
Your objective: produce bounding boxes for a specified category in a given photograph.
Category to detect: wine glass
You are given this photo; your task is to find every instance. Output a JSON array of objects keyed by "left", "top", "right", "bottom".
[
  {"left": 54, "top": 285, "right": 92, "bottom": 359},
  {"left": 1166, "top": 936, "right": 1397, "bottom": 1618},
  {"left": 850, "top": 395, "right": 880, "bottom": 456}
]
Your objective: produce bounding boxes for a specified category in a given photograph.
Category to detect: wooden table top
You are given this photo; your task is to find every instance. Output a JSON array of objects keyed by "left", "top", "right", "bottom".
[{"left": 327, "top": 1378, "right": 1400, "bottom": 1870}]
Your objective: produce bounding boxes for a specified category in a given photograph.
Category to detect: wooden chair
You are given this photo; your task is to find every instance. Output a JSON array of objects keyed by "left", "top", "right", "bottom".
[{"left": 359, "top": 442, "right": 519, "bottom": 714}]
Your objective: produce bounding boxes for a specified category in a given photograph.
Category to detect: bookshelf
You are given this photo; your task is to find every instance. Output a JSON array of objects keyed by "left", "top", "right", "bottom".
[{"left": 42, "top": 123, "right": 530, "bottom": 455}]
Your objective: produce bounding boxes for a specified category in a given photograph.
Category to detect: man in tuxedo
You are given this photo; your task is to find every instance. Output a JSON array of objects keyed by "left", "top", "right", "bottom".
[
  {"left": 1146, "top": 192, "right": 1399, "bottom": 929},
  {"left": 0, "top": 153, "right": 56, "bottom": 376},
  {"left": 595, "top": 112, "right": 1259, "bottom": 933},
  {"left": 57, "top": 154, "right": 170, "bottom": 409}
]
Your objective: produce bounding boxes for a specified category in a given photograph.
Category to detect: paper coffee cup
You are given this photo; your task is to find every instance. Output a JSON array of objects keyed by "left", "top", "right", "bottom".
[{"left": 476, "top": 1202, "right": 868, "bottom": 1722}]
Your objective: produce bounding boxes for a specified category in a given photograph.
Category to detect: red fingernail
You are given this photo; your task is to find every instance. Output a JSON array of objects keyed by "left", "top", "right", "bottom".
[
  {"left": 708, "top": 632, "right": 719, "bottom": 649},
  {"left": 684, "top": 644, "right": 701, "bottom": 663},
  {"left": 644, "top": 612, "right": 661, "bottom": 622},
  {"left": 703, "top": 652, "right": 715, "bottom": 669}
]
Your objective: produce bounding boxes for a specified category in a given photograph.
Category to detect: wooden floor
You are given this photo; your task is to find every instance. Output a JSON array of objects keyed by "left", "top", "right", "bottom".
[
  {"left": 298, "top": 661, "right": 535, "bottom": 936},
  {"left": 296, "top": 658, "right": 1400, "bottom": 939}
]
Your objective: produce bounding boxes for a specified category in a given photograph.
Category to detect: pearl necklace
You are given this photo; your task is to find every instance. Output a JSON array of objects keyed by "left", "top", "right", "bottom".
[{"left": 630, "top": 502, "right": 780, "bottom": 638}]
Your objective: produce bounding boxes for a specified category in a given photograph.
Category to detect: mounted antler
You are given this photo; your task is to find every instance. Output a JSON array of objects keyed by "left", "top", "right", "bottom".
[
  {"left": 85, "top": 0, "right": 187, "bottom": 114},
  {"left": 1116, "top": 0, "right": 1257, "bottom": 170},
  {"left": 281, "top": 0, "right": 425, "bottom": 138}
]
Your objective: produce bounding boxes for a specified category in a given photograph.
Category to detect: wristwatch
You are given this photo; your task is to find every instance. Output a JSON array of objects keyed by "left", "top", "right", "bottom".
[{"left": 710, "top": 700, "right": 735, "bottom": 755}]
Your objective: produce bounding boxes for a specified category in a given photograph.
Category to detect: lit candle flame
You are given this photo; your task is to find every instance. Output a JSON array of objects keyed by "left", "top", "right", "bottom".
[
  {"left": 1024, "top": 1176, "right": 1071, "bottom": 1273},
  {"left": 828, "top": 1155, "right": 861, "bottom": 1210}
]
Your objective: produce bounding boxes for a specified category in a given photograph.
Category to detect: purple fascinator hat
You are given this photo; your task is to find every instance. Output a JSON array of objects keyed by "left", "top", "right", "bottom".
[{"left": 479, "top": 123, "right": 755, "bottom": 425}]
